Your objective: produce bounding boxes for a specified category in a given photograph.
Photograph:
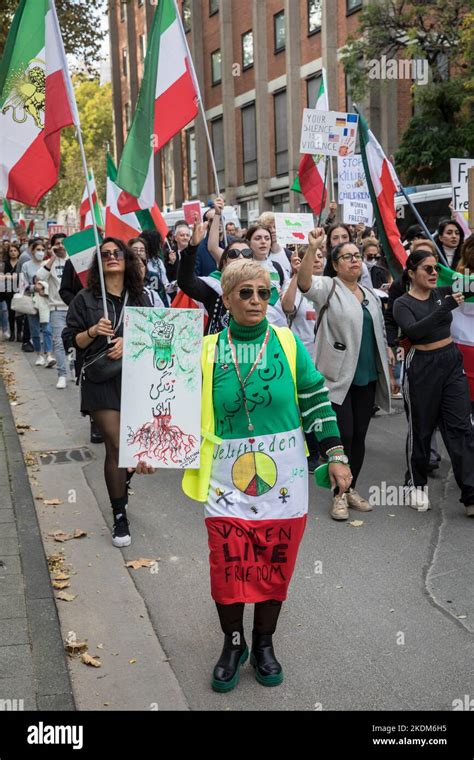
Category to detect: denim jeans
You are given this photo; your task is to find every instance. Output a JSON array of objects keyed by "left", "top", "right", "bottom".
[
  {"left": 27, "top": 314, "right": 52, "bottom": 354},
  {"left": 49, "top": 310, "right": 67, "bottom": 377},
  {"left": 0, "top": 301, "right": 9, "bottom": 333}
]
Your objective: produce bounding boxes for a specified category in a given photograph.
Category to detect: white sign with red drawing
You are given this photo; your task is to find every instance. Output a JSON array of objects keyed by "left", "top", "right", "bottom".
[{"left": 274, "top": 213, "right": 315, "bottom": 246}]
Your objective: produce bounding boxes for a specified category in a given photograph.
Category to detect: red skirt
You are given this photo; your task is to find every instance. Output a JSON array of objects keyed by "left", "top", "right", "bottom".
[{"left": 206, "top": 515, "right": 307, "bottom": 604}]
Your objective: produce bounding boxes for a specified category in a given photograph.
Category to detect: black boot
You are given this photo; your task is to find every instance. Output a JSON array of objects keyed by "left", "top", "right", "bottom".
[
  {"left": 211, "top": 634, "right": 248, "bottom": 693},
  {"left": 250, "top": 632, "right": 283, "bottom": 686}
]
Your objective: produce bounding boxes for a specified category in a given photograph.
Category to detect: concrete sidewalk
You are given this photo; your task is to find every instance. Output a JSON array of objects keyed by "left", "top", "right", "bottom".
[{"left": 0, "top": 365, "right": 74, "bottom": 711}]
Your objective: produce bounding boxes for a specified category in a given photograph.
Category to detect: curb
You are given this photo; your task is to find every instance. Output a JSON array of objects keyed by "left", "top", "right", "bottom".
[{"left": 0, "top": 375, "right": 75, "bottom": 711}]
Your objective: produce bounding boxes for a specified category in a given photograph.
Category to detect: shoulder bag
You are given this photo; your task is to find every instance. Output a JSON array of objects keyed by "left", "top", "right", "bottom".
[{"left": 81, "top": 293, "right": 129, "bottom": 384}]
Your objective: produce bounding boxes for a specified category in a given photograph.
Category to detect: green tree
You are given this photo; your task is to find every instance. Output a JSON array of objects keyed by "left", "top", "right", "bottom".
[
  {"left": 47, "top": 77, "right": 112, "bottom": 215},
  {"left": 341, "top": 1, "right": 472, "bottom": 184},
  {"left": 0, "top": 0, "right": 106, "bottom": 71}
]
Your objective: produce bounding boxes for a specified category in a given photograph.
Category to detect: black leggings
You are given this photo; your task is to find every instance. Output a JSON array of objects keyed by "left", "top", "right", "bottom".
[
  {"left": 215, "top": 600, "right": 282, "bottom": 639},
  {"left": 332, "top": 382, "right": 376, "bottom": 489},
  {"left": 92, "top": 409, "right": 128, "bottom": 507}
]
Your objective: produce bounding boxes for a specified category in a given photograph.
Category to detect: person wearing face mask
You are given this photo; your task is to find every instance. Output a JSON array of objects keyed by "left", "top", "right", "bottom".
[
  {"left": 21, "top": 240, "right": 55, "bottom": 368},
  {"left": 362, "top": 238, "right": 390, "bottom": 291},
  {"left": 393, "top": 250, "right": 474, "bottom": 515},
  {"left": 35, "top": 233, "right": 69, "bottom": 388},
  {"left": 298, "top": 230, "right": 392, "bottom": 521},
  {"left": 433, "top": 219, "right": 464, "bottom": 270}
]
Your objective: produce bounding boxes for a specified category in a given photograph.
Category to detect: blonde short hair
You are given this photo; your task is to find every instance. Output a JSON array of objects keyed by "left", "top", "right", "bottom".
[
  {"left": 411, "top": 238, "right": 437, "bottom": 255},
  {"left": 221, "top": 260, "right": 271, "bottom": 297},
  {"left": 258, "top": 211, "right": 275, "bottom": 227}
]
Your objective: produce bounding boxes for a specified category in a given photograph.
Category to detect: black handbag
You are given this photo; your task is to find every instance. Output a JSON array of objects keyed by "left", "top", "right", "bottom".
[{"left": 81, "top": 293, "right": 128, "bottom": 384}]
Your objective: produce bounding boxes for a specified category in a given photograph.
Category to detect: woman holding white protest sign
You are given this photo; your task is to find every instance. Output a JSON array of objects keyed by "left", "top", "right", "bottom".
[
  {"left": 182, "top": 259, "right": 349, "bottom": 692},
  {"left": 298, "top": 229, "right": 391, "bottom": 521}
]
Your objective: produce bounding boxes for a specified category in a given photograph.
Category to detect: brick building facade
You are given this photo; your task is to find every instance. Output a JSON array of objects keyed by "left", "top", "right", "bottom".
[{"left": 109, "top": 0, "right": 413, "bottom": 223}]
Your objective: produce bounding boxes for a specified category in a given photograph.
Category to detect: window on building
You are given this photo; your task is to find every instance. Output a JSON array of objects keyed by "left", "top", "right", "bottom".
[
  {"left": 212, "top": 117, "right": 225, "bottom": 190},
  {"left": 120, "top": 1, "right": 126, "bottom": 22},
  {"left": 211, "top": 49, "right": 222, "bottom": 85},
  {"left": 122, "top": 47, "right": 128, "bottom": 78},
  {"left": 125, "top": 102, "right": 131, "bottom": 131},
  {"left": 186, "top": 129, "right": 197, "bottom": 197},
  {"left": 346, "top": 0, "right": 362, "bottom": 12},
  {"left": 139, "top": 34, "right": 146, "bottom": 63},
  {"left": 274, "top": 11, "right": 286, "bottom": 53},
  {"left": 242, "top": 104, "right": 258, "bottom": 185},
  {"left": 308, "top": 0, "right": 322, "bottom": 34},
  {"left": 242, "top": 31, "right": 254, "bottom": 70},
  {"left": 182, "top": 0, "right": 191, "bottom": 33},
  {"left": 274, "top": 90, "right": 288, "bottom": 176},
  {"left": 209, "top": 0, "right": 219, "bottom": 15},
  {"left": 271, "top": 193, "right": 290, "bottom": 213},
  {"left": 307, "top": 74, "right": 322, "bottom": 108}
]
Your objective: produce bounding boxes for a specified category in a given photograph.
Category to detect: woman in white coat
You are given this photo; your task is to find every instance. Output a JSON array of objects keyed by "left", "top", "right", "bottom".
[{"left": 298, "top": 229, "right": 391, "bottom": 521}]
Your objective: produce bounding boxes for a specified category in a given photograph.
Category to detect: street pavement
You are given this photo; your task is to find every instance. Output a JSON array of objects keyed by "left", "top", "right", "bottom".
[{"left": 1, "top": 340, "right": 473, "bottom": 712}]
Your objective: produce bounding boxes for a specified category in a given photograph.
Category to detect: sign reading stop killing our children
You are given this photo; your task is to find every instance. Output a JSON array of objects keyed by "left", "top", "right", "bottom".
[
  {"left": 300, "top": 110, "right": 359, "bottom": 157},
  {"left": 274, "top": 212, "right": 315, "bottom": 246},
  {"left": 337, "top": 155, "right": 370, "bottom": 203},
  {"left": 119, "top": 308, "right": 203, "bottom": 469}
]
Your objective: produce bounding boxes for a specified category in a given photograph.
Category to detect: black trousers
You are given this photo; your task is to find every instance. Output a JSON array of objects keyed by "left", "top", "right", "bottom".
[
  {"left": 332, "top": 382, "right": 376, "bottom": 488},
  {"left": 403, "top": 343, "right": 474, "bottom": 506}
]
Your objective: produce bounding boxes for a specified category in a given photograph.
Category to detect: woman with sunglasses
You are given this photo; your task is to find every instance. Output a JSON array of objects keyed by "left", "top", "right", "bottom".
[
  {"left": 63, "top": 238, "right": 153, "bottom": 547},
  {"left": 393, "top": 250, "right": 474, "bottom": 515},
  {"left": 182, "top": 259, "right": 350, "bottom": 692},
  {"left": 298, "top": 230, "right": 391, "bottom": 521},
  {"left": 177, "top": 219, "right": 256, "bottom": 335}
]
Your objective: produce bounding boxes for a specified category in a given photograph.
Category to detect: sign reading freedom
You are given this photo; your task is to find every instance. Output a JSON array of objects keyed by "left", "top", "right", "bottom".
[{"left": 300, "top": 110, "right": 359, "bottom": 157}]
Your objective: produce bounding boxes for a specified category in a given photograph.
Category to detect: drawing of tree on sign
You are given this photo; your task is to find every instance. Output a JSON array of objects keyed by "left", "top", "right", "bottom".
[{"left": 127, "top": 412, "right": 198, "bottom": 466}]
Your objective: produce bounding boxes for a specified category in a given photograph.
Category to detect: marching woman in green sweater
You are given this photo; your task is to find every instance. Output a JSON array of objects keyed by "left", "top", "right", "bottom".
[{"left": 182, "top": 259, "right": 351, "bottom": 692}]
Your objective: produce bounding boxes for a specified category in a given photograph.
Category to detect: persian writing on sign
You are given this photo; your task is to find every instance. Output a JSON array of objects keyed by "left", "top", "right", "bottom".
[{"left": 119, "top": 308, "right": 203, "bottom": 469}]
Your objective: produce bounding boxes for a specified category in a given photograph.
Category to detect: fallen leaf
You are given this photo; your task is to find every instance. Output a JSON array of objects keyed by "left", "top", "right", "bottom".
[
  {"left": 81, "top": 653, "right": 101, "bottom": 668},
  {"left": 129, "top": 659, "right": 137, "bottom": 664},
  {"left": 73, "top": 528, "right": 87, "bottom": 539},
  {"left": 44, "top": 499, "right": 64, "bottom": 506},
  {"left": 53, "top": 572, "right": 70, "bottom": 581},
  {"left": 97, "top": 644, "right": 104, "bottom": 650},
  {"left": 65, "top": 640, "right": 88, "bottom": 656},
  {"left": 52, "top": 578, "right": 71, "bottom": 590},
  {"left": 57, "top": 591, "right": 76, "bottom": 602},
  {"left": 125, "top": 557, "right": 160, "bottom": 570},
  {"left": 49, "top": 531, "right": 70, "bottom": 543},
  {"left": 47, "top": 553, "right": 65, "bottom": 572},
  {"left": 457, "top": 615, "right": 467, "bottom": 619},
  {"left": 349, "top": 519, "right": 364, "bottom": 527},
  {"left": 388, "top": 513, "right": 396, "bottom": 518}
]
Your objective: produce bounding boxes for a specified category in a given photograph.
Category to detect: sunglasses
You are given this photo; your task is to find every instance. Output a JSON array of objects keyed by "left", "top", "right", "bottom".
[
  {"left": 101, "top": 249, "right": 124, "bottom": 260},
  {"left": 366, "top": 254, "right": 381, "bottom": 260},
  {"left": 227, "top": 249, "right": 253, "bottom": 260},
  {"left": 237, "top": 287, "right": 271, "bottom": 301},
  {"left": 418, "top": 264, "right": 440, "bottom": 275},
  {"left": 337, "top": 253, "right": 363, "bottom": 263}
]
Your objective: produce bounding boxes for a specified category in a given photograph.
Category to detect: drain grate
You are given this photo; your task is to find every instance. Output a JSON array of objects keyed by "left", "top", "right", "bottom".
[{"left": 36, "top": 448, "right": 94, "bottom": 465}]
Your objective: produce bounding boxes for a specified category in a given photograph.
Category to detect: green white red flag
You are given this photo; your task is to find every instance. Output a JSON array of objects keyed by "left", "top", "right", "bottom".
[
  {"left": 80, "top": 170, "right": 104, "bottom": 231},
  {"left": 291, "top": 72, "right": 328, "bottom": 213},
  {"left": 0, "top": 0, "right": 79, "bottom": 206},
  {"left": 63, "top": 226, "right": 100, "bottom": 287},
  {"left": 2, "top": 198, "right": 15, "bottom": 227},
  {"left": 27, "top": 219, "right": 35, "bottom": 235},
  {"left": 358, "top": 111, "right": 407, "bottom": 276},
  {"left": 116, "top": 0, "right": 199, "bottom": 212},
  {"left": 437, "top": 264, "right": 474, "bottom": 399}
]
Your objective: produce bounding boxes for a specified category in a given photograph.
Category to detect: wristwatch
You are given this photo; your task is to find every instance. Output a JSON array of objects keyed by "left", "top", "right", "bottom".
[{"left": 327, "top": 454, "right": 349, "bottom": 465}]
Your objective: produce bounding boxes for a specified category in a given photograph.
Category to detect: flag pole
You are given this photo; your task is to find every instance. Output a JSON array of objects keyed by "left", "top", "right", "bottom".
[
  {"left": 317, "top": 157, "right": 329, "bottom": 226},
  {"left": 76, "top": 126, "right": 108, "bottom": 320},
  {"left": 397, "top": 185, "right": 447, "bottom": 265}
]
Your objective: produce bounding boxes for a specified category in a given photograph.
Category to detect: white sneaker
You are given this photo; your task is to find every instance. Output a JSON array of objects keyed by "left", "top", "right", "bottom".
[
  {"left": 3, "top": 331, "right": 10, "bottom": 340},
  {"left": 35, "top": 355, "right": 46, "bottom": 366},
  {"left": 56, "top": 376, "right": 67, "bottom": 389},
  {"left": 404, "top": 486, "right": 430, "bottom": 512},
  {"left": 45, "top": 353, "right": 57, "bottom": 368}
]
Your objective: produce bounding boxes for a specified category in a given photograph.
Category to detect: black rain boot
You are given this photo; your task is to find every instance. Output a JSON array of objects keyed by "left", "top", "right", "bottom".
[
  {"left": 250, "top": 632, "right": 283, "bottom": 687},
  {"left": 211, "top": 633, "right": 248, "bottom": 693}
]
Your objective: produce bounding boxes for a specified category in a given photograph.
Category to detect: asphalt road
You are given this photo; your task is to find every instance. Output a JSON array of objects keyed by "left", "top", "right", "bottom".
[{"left": 6, "top": 342, "right": 474, "bottom": 712}]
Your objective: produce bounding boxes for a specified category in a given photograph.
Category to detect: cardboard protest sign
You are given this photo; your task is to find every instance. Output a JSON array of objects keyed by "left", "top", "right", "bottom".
[
  {"left": 450, "top": 159, "right": 474, "bottom": 212},
  {"left": 342, "top": 200, "right": 374, "bottom": 227},
  {"left": 300, "top": 110, "right": 359, "bottom": 157},
  {"left": 337, "top": 155, "right": 370, "bottom": 203},
  {"left": 119, "top": 308, "right": 203, "bottom": 469},
  {"left": 274, "top": 213, "right": 314, "bottom": 246}
]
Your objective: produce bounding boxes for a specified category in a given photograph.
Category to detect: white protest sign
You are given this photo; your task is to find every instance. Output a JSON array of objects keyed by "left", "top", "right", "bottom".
[
  {"left": 343, "top": 200, "right": 374, "bottom": 227},
  {"left": 337, "top": 155, "right": 370, "bottom": 203},
  {"left": 450, "top": 158, "right": 474, "bottom": 212},
  {"left": 274, "top": 212, "right": 315, "bottom": 246},
  {"left": 300, "top": 110, "right": 359, "bottom": 157},
  {"left": 119, "top": 308, "right": 203, "bottom": 469}
]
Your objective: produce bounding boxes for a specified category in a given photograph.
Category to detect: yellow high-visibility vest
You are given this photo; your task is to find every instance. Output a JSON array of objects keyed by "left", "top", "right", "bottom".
[{"left": 182, "top": 325, "right": 301, "bottom": 503}]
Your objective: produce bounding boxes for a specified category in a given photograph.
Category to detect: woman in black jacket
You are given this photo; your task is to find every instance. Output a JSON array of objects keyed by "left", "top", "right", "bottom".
[{"left": 63, "top": 238, "right": 152, "bottom": 547}]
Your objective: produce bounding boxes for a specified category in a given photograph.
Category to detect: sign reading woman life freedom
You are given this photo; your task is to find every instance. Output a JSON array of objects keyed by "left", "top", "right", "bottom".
[
  {"left": 119, "top": 308, "right": 203, "bottom": 469},
  {"left": 300, "top": 110, "right": 359, "bottom": 157}
]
